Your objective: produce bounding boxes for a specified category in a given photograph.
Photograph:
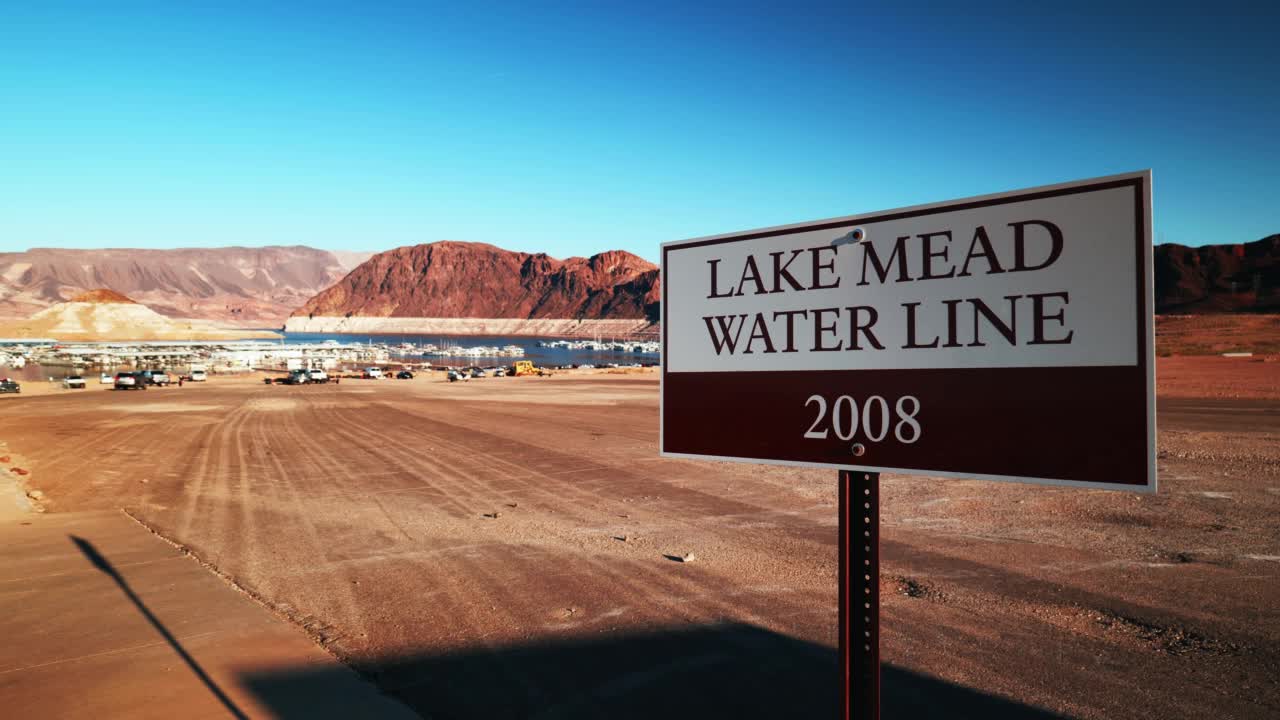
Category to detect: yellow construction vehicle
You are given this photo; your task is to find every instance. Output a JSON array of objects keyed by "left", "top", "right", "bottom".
[{"left": 512, "top": 360, "right": 551, "bottom": 377}]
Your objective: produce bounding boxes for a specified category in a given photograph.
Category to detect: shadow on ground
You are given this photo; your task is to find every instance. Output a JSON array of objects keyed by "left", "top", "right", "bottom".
[
  {"left": 238, "top": 622, "right": 1066, "bottom": 719},
  {"left": 71, "top": 526, "right": 1069, "bottom": 718},
  {"left": 71, "top": 527, "right": 1063, "bottom": 718}
]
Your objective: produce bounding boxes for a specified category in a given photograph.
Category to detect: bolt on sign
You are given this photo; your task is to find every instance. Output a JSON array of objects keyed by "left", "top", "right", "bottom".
[{"left": 661, "top": 171, "right": 1155, "bottom": 492}]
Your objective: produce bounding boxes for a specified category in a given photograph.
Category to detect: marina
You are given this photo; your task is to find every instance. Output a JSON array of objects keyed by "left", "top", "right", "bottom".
[
  {"left": 537, "top": 338, "right": 661, "bottom": 354},
  {"left": 0, "top": 333, "right": 662, "bottom": 380},
  {"left": 283, "top": 332, "right": 661, "bottom": 367}
]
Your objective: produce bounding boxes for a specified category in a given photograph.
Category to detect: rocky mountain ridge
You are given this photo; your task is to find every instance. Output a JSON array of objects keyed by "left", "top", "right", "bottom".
[
  {"left": 3, "top": 234, "right": 1273, "bottom": 337},
  {"left": 1154, "top": 234, "right": 1278, "bottom": 313},
  {"left": 0, "top": 246, "right": 370, "bottom": 326},
  {"left": 293, "top": 241, "right": 660, "bottom": 323},
  {"left": 294, "top": 236, "right": 1278, "bottom": 333}
]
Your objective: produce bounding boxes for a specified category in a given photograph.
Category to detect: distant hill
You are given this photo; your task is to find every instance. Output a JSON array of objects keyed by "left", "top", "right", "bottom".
[
  {"left": 292, "top": 241, "right": 660, "bottom": 326},
  {"left": 0, "top": 288, "right": 277, "bottom": 341},
  {"left": 1155, "top": 235, "right": 1279, "bottom": 313},
  {"left": 0, "top": 246, "right": 367, "bottom": 327}
]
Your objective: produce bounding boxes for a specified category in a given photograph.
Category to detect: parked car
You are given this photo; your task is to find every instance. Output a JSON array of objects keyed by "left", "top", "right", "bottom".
[
  {"left": 0, "top": 378, "right": 19, "bottom": 394},
  {"left": 447, "top": 369, "right": 466, "bottom": 382},
  {"left": 492, "top": 367, "right": 506, "bottom": 377},
  {"left": 363, "top": 367, "right": 384, "bottom": 379},
  {"left": 63, "top": 375, "right": 86, "bottom": 389},
  {"left": 396, "top": 370, "right": 414, "bottom": 380},
  {"left": 189, "top": 370, "right": 207, "bottom": 382},
  {"left": 469, "top": 367, "right": 486, "bottom": 378},
  {"left": 305, "top": 369, "right": 329, "bottom": 383},
  {"left": 140, "top": 370, "right": 170, "bottom": 386},
  {"left": 114, "top": 372, "right": 146, "bottom": 390},
  {"left": 285, "top": 370, "right": 309, "bottom": 385},
  {"left": 100, "top": 373, "right": 114, "bottom": 385}
]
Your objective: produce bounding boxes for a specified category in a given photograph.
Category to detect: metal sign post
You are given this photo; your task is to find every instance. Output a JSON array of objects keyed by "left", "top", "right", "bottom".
[{"left": 840, "top": 470, "right": 880, "bottom": 719}]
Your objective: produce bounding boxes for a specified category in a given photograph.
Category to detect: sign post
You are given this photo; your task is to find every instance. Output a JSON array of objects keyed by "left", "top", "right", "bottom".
[
  {"left": 660, "top": 172, "right": 1156, "bottom": 717},
  {"left": 841, "top": 469, "right": 880, "bottom": 718}
]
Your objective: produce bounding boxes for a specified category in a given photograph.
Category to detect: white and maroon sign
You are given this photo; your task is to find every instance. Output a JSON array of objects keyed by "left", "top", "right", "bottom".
[{"left": 660, "top": 171, "right": 1155, "bottom": 491}]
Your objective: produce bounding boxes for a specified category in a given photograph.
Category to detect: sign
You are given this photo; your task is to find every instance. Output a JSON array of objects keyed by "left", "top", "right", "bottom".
[{"left": 660, "top": 171, "right": 1155, "bottom": 491}]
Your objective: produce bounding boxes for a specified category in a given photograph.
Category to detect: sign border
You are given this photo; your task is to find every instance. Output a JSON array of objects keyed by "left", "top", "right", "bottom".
[{"left": 659, "top": 170, "right": 1156, "bottom": 493}]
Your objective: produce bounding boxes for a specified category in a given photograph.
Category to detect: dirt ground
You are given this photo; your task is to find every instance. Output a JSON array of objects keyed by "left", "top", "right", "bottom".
[
  {"left": 1, "top": 359, "right": 1277, "bottom": 719},
  {"left": 1156, "top": 314, "right": 1280, "bottom": 356},
  {"left": 1156, "top": 355, "right": 1280, "bottom": 400}
]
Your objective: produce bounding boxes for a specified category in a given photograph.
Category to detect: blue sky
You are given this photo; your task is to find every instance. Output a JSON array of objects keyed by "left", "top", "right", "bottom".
[{"left": 1, "top": 1, "right": 1275, "bottom": 262}]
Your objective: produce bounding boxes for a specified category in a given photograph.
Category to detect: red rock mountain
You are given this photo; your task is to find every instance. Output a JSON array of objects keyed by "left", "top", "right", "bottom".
[
  {"left": 295, "top": 242, "right": 660, "bottom": 321},
  {"left": 0, "top": 246, "right": 370, "bottom": 326},
  {"left": 1154, "top": 235, "right": 1279, "bottom": 313},
  {"left": 69, "top": 288, "right": 137, "bottom": 304}
]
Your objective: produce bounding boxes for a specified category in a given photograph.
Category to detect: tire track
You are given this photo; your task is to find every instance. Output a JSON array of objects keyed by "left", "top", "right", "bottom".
[
  {"left": 173, "top": 418, "right": 222, "bottom": 539},
  {"left": 305, "top": 401, "right": 504, "bottom": 519},
  {"left": 241, "top": 394, "right": 375, "bottom": 641},
  {"left": 325, "top": 402, "right": 622, "bottom": 522},
  {"left": 339, "top": 399, "right": 834, "bottom": 553},
  {"left": 305, "top": 398, "right": 832, "bottom": 644},
  {"left": 31, "top": 422, "right": 158, "bottom": 494}
]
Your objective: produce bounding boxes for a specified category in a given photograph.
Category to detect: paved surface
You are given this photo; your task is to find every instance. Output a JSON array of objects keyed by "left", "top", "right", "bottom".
[
  {"left": 0, "top": 365, "right": 1277, "bottom": 719},
  {"left": 0, "top": 510, "right": 416, "bottom": 720},
  {"left": 1157, "top": 396, "right": 1280, "bottom": 433}
]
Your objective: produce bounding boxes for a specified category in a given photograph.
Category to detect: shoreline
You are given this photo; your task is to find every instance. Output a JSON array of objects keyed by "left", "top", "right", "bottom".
[{"left": 284, "top": 315, "right": 659, "bottom": 339}]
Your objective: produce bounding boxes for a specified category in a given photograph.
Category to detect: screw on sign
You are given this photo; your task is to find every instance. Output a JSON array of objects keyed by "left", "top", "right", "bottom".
[{"left": 659, "top": 172, "right": 1156, "bottom": 718}]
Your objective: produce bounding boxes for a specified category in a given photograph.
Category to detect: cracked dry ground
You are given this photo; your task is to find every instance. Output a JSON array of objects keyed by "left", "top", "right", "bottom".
[{"left": 1, "top": 362, "right": 1277, "bottom": 719}]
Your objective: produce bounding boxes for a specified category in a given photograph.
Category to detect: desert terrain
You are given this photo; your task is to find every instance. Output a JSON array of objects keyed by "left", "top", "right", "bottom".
[
  {"left": 1, "top": 358, "right": 1277, "bottom": 719},
  {"left": 0, "top": 246, "right": 367, "bottom": 327},
  {"left": 1156, "top": 314, "right": 1280, "bottom": 357},
  {"left": 0, "top": 289, "right": 279, "bottom": 342}
]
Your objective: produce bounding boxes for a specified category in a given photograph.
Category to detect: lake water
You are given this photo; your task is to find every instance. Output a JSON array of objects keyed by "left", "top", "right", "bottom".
[{"left": 283, "top": 332, "right": 658, "bottom": 367}]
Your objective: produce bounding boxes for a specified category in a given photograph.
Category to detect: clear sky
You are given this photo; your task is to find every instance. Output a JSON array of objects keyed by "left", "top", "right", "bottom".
[{"left": 1, "top": 1, "right": 1275, "bottom": 262}]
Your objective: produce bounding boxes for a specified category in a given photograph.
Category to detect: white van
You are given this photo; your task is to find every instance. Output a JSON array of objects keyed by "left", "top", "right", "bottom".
[
  {"left": 364, "top": 367, "right": 383, "bottom": 379},
  {"left": 189, "top": 370, "right": 207, "bottom": 382}
]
